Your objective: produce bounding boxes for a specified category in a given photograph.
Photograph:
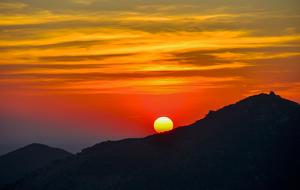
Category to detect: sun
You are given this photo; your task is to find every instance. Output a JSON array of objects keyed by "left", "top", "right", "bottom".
[{"left": 154, "top": 117, "right": 173, "bottom": 133}]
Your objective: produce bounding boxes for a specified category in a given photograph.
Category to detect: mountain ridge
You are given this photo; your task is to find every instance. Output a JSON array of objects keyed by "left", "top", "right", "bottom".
[
  {"left": 80, "top": 91, "right": 299, "bottom": 155},
  {"left": 3, "top": 91, "right": 300, "bottom": 190},
  {"left": 0, "top": 143, "right": 73, "bottom": 188}
]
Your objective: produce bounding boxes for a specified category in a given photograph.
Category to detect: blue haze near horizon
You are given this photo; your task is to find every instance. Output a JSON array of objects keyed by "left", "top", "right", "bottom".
[{"left": 0, "top": 136, "right": 129, "bottom": 155}]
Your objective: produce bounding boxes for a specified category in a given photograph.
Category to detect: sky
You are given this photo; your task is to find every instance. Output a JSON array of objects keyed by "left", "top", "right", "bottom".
[{"left": 0, "top": 0, "right": 300, "bottom": 153}]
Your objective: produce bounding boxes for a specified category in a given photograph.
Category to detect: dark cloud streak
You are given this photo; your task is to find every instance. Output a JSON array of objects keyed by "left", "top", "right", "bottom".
[
  {"left": 172, "top": 51, "right": 230, "bottom": 66},
  {"left": 38, "top": 53, "right": 137, "bottom": 62},
  {"left": 1, "top": 0, "right": 299, "bottom": 14},
  {"left": 0, "top": 40, "right": 107, "bottom": 52}
]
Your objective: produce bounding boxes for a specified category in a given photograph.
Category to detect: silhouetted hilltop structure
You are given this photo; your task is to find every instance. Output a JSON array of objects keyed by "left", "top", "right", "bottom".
[
  {"left": 4, "top": 92, "right": 300, "bottom": 190},
  {"left": 0, "top": 143, "right": 73, "bottom": 188}
]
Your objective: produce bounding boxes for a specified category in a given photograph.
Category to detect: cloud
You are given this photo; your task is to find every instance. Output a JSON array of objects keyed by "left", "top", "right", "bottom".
[
  {"left": 209, "top": 52, "right": 300, "bottom": 61},
  {"left": 0, "top": 73, "right": 241, "bottom": 94},
  {"left": 0, "top": 40, "right": 106, "bottom": 51},
  {"left": 0, "top": 0, "right": 299, "bottom": 96},
  {"left": 72, "top": 0, "right": 94, "bottom": 5},
  {"left": 171, "top": 51, "right": 230, "bottom": 66},
  {"left": 38, "top": 53, "right": 136, "bottom": 62}
]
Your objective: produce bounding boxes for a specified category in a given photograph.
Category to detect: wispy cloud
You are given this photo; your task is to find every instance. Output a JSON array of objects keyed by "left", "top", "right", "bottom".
[{"left": 0, "top": 0, "right": 299, "bottom": 96}]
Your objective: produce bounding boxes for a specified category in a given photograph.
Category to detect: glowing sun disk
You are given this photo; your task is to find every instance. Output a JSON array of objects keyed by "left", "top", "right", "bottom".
[{"left": 154, "top": 117, "right": 173, "bottom": 133}]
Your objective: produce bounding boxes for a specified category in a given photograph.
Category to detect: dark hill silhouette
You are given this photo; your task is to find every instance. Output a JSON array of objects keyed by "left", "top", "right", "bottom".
[
  {"left": 0, "top": 143, "right": 73, "bottom": 188},
  {"left": 4, "top": 92, "right": 300, "bottom": 190}
]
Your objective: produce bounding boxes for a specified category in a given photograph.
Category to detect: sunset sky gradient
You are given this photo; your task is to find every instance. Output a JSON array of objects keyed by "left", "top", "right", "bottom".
[{"left": 1, "top": 0, "right": 299, "bottom": 150}]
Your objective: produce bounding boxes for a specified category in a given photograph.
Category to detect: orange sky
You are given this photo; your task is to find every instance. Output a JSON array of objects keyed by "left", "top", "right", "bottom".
[{"left": 0, "top": 0, "right": 300, "bottom": 145}]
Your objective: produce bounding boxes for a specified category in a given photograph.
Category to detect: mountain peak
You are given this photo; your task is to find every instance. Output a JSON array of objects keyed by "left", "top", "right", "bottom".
[
  {"left": 200, "top": 91, "right": 299, "bottom": 128},
  {"left": 0, "top": 144, "right": 73, "bottom": 188},
  {"left": 26, "top": 143, "right": 49, "bottom": 148},
  {"left": 269, "top": 91, "right": 276, "bottom": 96}
]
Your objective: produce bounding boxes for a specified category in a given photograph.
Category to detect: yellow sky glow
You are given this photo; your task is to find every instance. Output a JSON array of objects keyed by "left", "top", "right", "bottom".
[{"left": 0, "top": 1, "right": 299, "bottom": 95}]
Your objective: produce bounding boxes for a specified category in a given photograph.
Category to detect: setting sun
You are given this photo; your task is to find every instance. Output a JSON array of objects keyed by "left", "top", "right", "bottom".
[{"left": 154, "top": 117, "right": 173, "bottom": 133}]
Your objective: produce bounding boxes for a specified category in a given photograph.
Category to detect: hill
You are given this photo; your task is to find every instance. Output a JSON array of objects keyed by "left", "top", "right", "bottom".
[
  {"left": 4, "top": 92, "right": 300, "bottom": 190},
  {"left": 0, "top": 143, "right": 73, "bottom": 188}
]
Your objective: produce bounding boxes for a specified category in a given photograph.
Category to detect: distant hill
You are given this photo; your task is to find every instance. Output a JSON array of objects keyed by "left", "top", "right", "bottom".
[
  {"left": 4, "top": 92, "right": 300, "bottom": 190},
  {"left": 0, "top": 143, "right": 73, "bottom": 188}
]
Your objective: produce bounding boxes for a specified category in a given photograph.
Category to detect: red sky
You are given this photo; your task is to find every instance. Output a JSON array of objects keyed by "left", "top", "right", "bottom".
[{"left": 0, "top": 0, "right": 300, "bottom": 151}]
